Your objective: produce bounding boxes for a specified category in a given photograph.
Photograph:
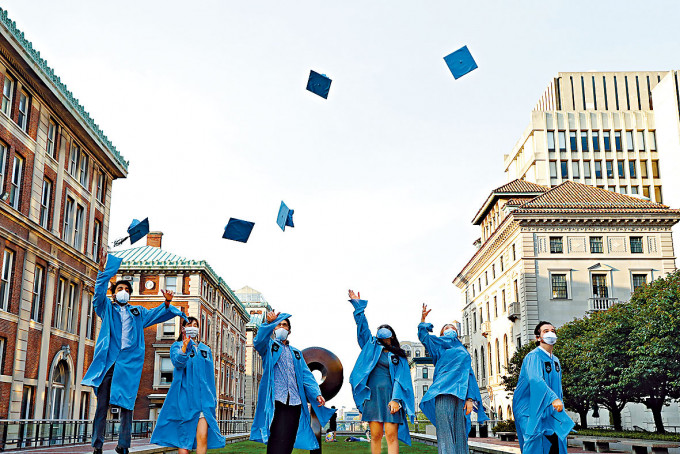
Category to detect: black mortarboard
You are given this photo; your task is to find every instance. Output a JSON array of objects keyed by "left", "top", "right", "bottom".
[
  {"left": 223, "top": 218, "right": 255, "bottom": 243},
  {"left": 306, "top": 70, "right": 332, "bottom": 99}
]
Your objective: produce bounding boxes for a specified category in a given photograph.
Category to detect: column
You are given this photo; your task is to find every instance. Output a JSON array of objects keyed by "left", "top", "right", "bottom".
[{"left": 33, "top": 263, "right": 58, "bottom": 419}]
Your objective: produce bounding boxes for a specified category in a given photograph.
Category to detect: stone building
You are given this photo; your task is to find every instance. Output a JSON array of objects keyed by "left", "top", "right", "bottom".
[
  {"left": 114, "top": 232, "right": 249, "bottom": 420},
  {"left": 0, "top": 7, "right": 127, "bottom": 422}
]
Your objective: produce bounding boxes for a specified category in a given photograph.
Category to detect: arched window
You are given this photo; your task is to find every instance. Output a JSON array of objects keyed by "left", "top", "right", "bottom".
[
  {"left": 480, "top": 346, "right": 486, "bottom": 380},
  {"left": 495, "top": 339, "right": 501, "bottom": 376},
  {"left": 474, "top": 350, "right": 479, "bottom": 379},
  {"left": 50, "top": 360, "right": 69, "bottom": 419},
  {"left": 488, "top": 342, "right": 493, "bottom": 377},
  {"left": 507, "top": 405, "right": 513, "bottom": 420},
  {"left": 498, "top": 406, "right": 503, "bottom": 420},
  {"left": 503, "top": 335, "right": 509, "bottom": 369}
]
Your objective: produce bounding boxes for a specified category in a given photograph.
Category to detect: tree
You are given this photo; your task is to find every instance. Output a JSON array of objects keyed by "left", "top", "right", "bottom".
[
  {"left": 500, "top": 342, "right": 536, "bottom": 392},
  {"left": 620, "top": 271, "right": 680, "bottom": 433}
]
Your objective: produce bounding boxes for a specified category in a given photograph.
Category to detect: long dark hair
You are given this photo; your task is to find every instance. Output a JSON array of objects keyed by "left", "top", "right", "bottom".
[
  {"left": 177, "top": 316, "right": 199, "bottom": 341},
  {"left": 377, "top": 324, "right": 407, "bottom": 358}
]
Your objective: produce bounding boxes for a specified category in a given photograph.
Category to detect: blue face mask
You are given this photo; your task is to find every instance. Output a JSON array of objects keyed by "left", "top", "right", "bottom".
[
  {"left": 376, "top": 328, "right": 393, "bottom": 339},
  {"left": 443, "top": 328, "right": 458, "bottom": 339}
]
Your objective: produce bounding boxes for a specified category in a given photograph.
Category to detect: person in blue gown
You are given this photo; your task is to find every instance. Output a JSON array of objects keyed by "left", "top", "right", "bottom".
[
  {"left": 347, "top": 290, "right": 415, "bottom": 454},
  {"left": 418, "top": 304, "right": 488, "bottom": 454},
  {"left": 82, "top": 251, "right": 188, "bottom": 454},
  {"left": 513, "top": 321, "right": 574, "bottom": 454},
  {"left": 250, "top": 310, "right": 335, "bottom": 454},
  {"left": 151, "top": 316, "right": 225, "bottom": 454}
]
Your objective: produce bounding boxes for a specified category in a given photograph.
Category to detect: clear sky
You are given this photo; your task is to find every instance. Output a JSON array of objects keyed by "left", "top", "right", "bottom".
[{"left": 4, "top": 0, "right": 679, "bottom": 410}]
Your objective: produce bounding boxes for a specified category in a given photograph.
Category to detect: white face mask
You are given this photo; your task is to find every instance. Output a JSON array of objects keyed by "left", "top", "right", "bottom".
[
  {"left": 115, "top": 290, "right": 130, "bottom": 305},
  {"left": 185, "top": 326, "right": 199, "bottom": 339},
  {"left": 274, "top": 328, "right": 289, "bottom": 341},
  {"left": 443, "top": 328, "right": 458, "bottom": 339},
  {"left": 542, "top": 331, "right": 557, "bottom": 345}
]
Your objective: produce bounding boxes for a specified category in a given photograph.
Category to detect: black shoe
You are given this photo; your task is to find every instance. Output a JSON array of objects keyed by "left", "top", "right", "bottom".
[
  {"left": 93, "top": 449, "right": 102, "bottom": 454},
  {"left": 115, "top": 446, "right": 129, "bottom": 454}
]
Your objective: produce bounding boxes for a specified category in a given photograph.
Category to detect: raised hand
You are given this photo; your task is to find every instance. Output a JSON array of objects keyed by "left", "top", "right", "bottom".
[
  {"left": 348, "top": 289, "right": 361, "bottom": 300},
  {"left": 421, "top": 303, "right": 432, "bottom": 323},
  {"left": 317, "top": 395, "right": 326, "bottom": 407},
  {"left": 161, "top": 289, "right": 174, "bottom": 308},
  {"left": 266, "top": 310, "right": 280, "bottom": 324}
]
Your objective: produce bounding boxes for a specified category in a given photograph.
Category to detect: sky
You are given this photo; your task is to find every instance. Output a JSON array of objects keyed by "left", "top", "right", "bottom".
[{"left": 4, "top": 0, "right": 680, "bottom": 410}]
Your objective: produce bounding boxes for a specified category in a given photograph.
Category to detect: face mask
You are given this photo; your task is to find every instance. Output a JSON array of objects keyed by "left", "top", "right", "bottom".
[
  {"left": 376, "top": 328, "right": 393, "bottom": 339},
  {"left": 275, "top": 328, "right": 289, "bottom": 341},
  {"left": 443, "top": 328, "right": 458, "bottom": 339},
  {"left": 115, "top": 290, "right": 129, "bottom": 305},
  {"left": 542, "top": 332, "right": 557, "bottom": 345},
  {"left": 185, "top": 327, "right": 199, "bottom": 339}
]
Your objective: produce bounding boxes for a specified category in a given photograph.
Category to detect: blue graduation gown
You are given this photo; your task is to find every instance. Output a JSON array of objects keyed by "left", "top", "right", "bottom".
[
  {"left": 81, "top": 255, "right": 189, "bottom": 410},
  {"left": 151, "top": 341, "right": 226, "bottom": 450},
  {"left": 417, "top": 322, "right": 488, "bottom": 434},
  {"left": 250, "top": 313, "right": 336, "bottom": 450},
  {"left": 512, "top": 347, "right": 575, "bottom": 454},
  {"left": 348, "top": 299, "right": 415, "bottom": 445}
]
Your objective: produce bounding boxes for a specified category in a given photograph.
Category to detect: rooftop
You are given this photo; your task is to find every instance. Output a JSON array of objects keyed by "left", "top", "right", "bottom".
[{"left": 472, "top": 179, "right": 548, "bottom": 224}]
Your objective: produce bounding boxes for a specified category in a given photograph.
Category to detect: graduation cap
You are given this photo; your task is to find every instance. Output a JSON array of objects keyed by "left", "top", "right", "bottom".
[
  {"left": 112, "top": 218, "right": 149, "bottom": 247},
  {"left": 306, "top": 70, "right": 332, "bottom": 99},
  {"left": 443, "top": 45, "right": 478, "bottom": 79},
  {"left": 222, "top": 218, "right": 255, "bottom": 243},
  {"left": 276, "top": 201, "right": 294, "bottom": 232}
]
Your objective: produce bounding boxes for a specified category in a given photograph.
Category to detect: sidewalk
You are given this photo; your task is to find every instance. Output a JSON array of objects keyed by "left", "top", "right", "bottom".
[{"left": 4, "top": 438, "right": 173, "bottom": 454}]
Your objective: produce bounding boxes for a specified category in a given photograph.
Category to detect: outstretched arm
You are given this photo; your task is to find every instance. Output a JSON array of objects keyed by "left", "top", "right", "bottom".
[
  {"left": 92, "top": 250, "right": 122, "bottom": 317},
  {"left": 254, "top": 311, "right": 290, "bottom": 357},
  {"left": 349, "top": 289, "right": 371, "bottom": 348},
  {"left": 417, "top": 304, "right": 441, "bottom": 361},
  {"left": 141, "top": 290, "right": 188, "bottom": 328}
]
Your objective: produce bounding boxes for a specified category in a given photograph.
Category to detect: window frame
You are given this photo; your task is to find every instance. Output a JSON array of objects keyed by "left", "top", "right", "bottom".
[
  {"left": 1, "top": 249, "right": 15, "bottom": 311},
  {"left": 549, "top": 236, "right": 563, "bottom": 254},
  {"left": 17, "top": 90, "right": 30, "bottom": 132},
  {"left": 46, "top": 119, "right": 57, "bottom": 159},
  {"left": 1, "top": 74, "right": 14, "bottom": 116},
  {"left": 550, "top": 273, "right": 569, "bottom": 299},
  {"left": 589, "top": 236, "right": 604, "bottom": 254},
  {"left": 31, "top": 264, "right": 45, "bottom": 322},
  {"left": 40, "top": 179, "right": 52, "bottom": 229},
  {"left": 630, "top": 236, "right": 644, "bottom": 254},
  {"left": 9, "top": 154, "right": 23, "bottom": 210}
]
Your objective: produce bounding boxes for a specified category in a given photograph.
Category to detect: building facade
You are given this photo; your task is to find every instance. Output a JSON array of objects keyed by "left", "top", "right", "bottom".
[
  {"left": 453, "top": 180, "right": 680, "bottom": 425},
  {"left": 0, "top": 8, "right": 127, "bottom": 423},
  {"left": 114, "top": 232, "right": 249, "bottom": 420},
  {"left": 234, "top": 286, "right": 271, "bottom": 419},
  {"left": 409, "top": 356, "right": 433, "bottom": 414}
]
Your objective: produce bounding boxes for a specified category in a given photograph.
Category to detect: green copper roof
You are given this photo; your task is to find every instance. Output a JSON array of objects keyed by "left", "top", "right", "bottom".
[
  {"left": 113, "top": 246, "right": 246, "bottom": 316},
  {"left": 0, "top": 8, "right": 128, "bottom": 171}
]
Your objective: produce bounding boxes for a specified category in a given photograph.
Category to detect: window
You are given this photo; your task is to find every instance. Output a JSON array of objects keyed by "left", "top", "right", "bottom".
[
  {"left": 513, "top": 279, "right": 519, "bottom": 302},
  {"left": 485, "top": 271, "right": 488, "bottom": 286},
  {"left": 415, "top": 349, "right": 421, "bottom": 357},
  {"left": 493, "top": 295, "right": 498, "bottom": 318},
  {"left": 0, "top": 143, "right": 6, "bottom": 190},
  {"left": 163, "top": 319, "right": 175, "bottom": 336},
  {"left": 577, "top": 132, "right": 587, "bottom": 153},
  {"left": 630, "top": 237, "right": 643, "bottom": 253},
  {"left": 79, "top": 153, "right": 89, "bottom": 186},
  {"left": 1, "top": 75, "right": 14, "bottom": 116},
  {"left": 640, "top": 160, "right": 648, "bottom": 178},
  {"left": 592, "top": 274, "right": 608, "bottom": 298},
  {"left": 423, "top": 385, "right": 428, "bottom": 394},
  {"left": 422, "top": 367, "right": 428, "bottom": 379},
  {"left": 207, "top": 319, "right": 211, "bottom": 342},
  {"left": 63, "top": 197, "right": 74, "bottom": 243},
  {"left": 637, "top": 131, "right": 645, "bottom": 151},
  {"left": 69, "top": 144, "right": 80, "bottom": 176},
  {"left": 549, "top": 237, "right": 563, "bottom": 253},
  {"left": 17, "top": 90, "right": 30, "bottom": 131},
  {"left": 159, "top": 356, "right": 173, "bottom": 384},
  {"left": 502, "top": 289, "right": 506, "bottom": 312},
  {"left": 85, "top": 293, "right": 94, "bottom": 339},
  {"left": 20, "top": 385, "right": 34, "bottom": 419},
  {"left": 626, "top": 131, "right": 634, "bottom": 152},
  {"left": 629, "top": 161, "right": 637, "bottom": 179},
  {"left": 649, "top": 131, "right": 656, "bottom": 151},
  {"left": 603, "top": 131, "right": 611, "bottom": 151},
  {"left": 547, "top": 131, "right": 555, "bottom": 151},
  {"left": 572, "top": 162, "right": 580, "bottom": 178},
  {"left": 40, "top": 179, "right": 52, "bottom": 229},
  {"left": 558, "top": 131, "right": 566, "bottom": 152},
  {"left": 615, "top": 131, "right": 622, "bottom": 151},
  {"left": 651, "top": 160, "right": 660, "bottom": 178},
  {"left": 549, "top": 161, "right": 557, "bottom": 178},
  {"left": 512, "top": 244, "right": 516, "bottom": 261},
  {"left": 583, "top": 161, "right": 591, "bottom": 178},
  {"left": 92, "top": 220, "right": 101, "bottom": 259},
  {"left": 616, "top": 161, "right": 624, "bottom": 179},
  {"left": 9, "top": 155, "right": 23, "bottom": 210},
  {"left": 54, "top": 279, "right": 66, "bottom": 329},
  {"left": 590, "top": 236, "right": 603, "bottom": 253},
  {"left": 592, "top": 131, "right": 599, "bottom": 152},
  {"left": 46, "top": 120, "right": 57, "bottom": 158},
  {"left": 551, "top": 274, "right": 568, "bottom": 299},
  {"left": 165, "top": 275, "right": 177, "bottom": 293},
  {"left": 1, "top": 249, "right": 15, "bottom": 311},
  {"left": 495, "top": 339, "right": 501, "bottom": 375},
  {"left": 594, "top": 161, "right": 602, "bottom": 178},
  {"left": 632, "top": 274, "right": 647, "bottom": 292},
  {"left": 31, "top": 265, "right": 44, "bottom": 322},
  {"left": 643, "top": 185, "right": 650, "bottom": 198},
  {"left": 560, "top": 161, "right": 568, "bottom": 178},
  {"left": 500, "top": 255, "right": 504, "bottom": 272},
  {"left": 66, "top": 282, "right": 77, "bottom": 332},
  {"left": 569, "top": 131, "right": 577, "bottom": 151},
  {"left": 74, "top": 205, "right": 85, "bottom": 250},
  {"left": 96, "top": 172, "right": 105, "bottom": 203},
  {"left": 492, "top": 264, "right": 495, "bottom": 279}
]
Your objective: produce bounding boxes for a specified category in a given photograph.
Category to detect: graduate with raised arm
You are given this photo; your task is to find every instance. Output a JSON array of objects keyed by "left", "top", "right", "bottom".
[
  {"left": 418, "top": 304, "right": 488, "bottom": 454},
  {"left": 151, "top": 317, "right": 225, "bottom": 454},
  {"left": 513, "top": 321, "right": 575, "bottom": 454},
  {"left": 250, "top": 310, "right": 335, "bottom": 454},
  {"left": 348, "top": 290, "right": 415, "bottom": 454},
  {"left": 82, "top": 250, "right": 188, "bottom": 454}
]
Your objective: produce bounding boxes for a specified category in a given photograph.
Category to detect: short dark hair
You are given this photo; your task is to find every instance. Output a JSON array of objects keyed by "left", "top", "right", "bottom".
[
  {"left": 111, "top": 280, "right": 132, "bottom": 294},
  {"left": 280, "top": 318, "right": 291, "bottom": 330},
  {"left": 177, "top": 316, "right": 199, "bottom": 341},
  {"left": 534, "top": 321, "right": 553, "bottom": 337}
]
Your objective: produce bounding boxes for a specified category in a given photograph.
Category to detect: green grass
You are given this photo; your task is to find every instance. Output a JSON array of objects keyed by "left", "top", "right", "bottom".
[
  {"left": 574, "top": 429, "right": 680, "bottom": 442},
  {"left": 209, "top": 439, "right": 438, "bottom": 453}
]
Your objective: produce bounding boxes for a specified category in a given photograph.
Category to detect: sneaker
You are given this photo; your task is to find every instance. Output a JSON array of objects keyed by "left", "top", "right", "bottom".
[
  {"left": 93, "top": 449, "right": 102, "bottom": 454},
  {"left": 114, "top": 446, "right": 129, "bottom": 454}
]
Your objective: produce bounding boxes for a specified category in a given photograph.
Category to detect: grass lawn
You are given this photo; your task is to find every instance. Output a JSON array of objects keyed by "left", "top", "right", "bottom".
[{"left": 209, "top": 439, "right": 438, "bottom": 453}]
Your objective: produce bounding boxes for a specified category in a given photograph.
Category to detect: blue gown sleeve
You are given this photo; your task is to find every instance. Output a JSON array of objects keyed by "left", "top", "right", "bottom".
[
  {"left": 417, "top": 322, "right": 441, "bottom": 362},
  {"left": 301, "top": 357, "right": 322, "bottom": 403},
  {"left": 171, "top": 342, "right": 189, "bottom": 369},
  {"left": 92, "top": 254, "right": 123, "bottom": 317},
  {"left": 254, "top": 312, "right": 291, "bottom": 357},
  {"left": 141, "top": 302, "right": 188, "bottom": 328},
  {"left": 350, "top": 299, "right": 371, "bottom": 348}
]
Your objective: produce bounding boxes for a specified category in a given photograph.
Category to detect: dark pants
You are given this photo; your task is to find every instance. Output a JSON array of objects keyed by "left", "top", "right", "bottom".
[
  {"left": 92, "top": 365, "right": 133, "bottom": 449},
  {"left": 546, "top": 433, "right": 559, "bottom": 454},
  {"left": 267, "top": 401, "right": 302, "bottom": 454}
]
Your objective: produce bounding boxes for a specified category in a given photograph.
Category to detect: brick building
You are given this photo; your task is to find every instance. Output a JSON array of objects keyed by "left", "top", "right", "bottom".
[
  {"left": 114, "top": 232, "right": 249, "bottom": 420},
  {"left": 0, "top": 8, "right": 128, "bottom": 422}
]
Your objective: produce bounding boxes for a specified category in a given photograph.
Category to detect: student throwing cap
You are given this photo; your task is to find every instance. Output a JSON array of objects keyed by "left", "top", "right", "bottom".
[
  {"left": 348, "top": 290, "right": 415, "bottom": 454},
  {"left": 151, "top": 317, "right": 225, "bottom": 454},
  {"left": 250, "top": 311, "right": 335, "bottom": 454},
  {"left": 513, "top": 321, "right": 574, "bottom": 454},
  {"left": 418, "top": 304, "right": 487, "bottom": 454},
  {"left": 82, "top": 249, "right": 188, "bottom": 454}
]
